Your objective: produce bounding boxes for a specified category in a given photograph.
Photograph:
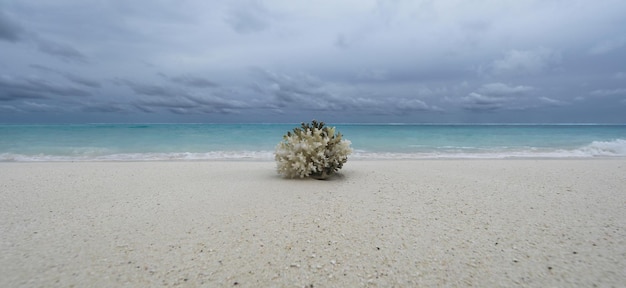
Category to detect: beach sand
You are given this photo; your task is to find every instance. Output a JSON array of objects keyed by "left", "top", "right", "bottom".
[{"left": 1, "top": 160, "right": 625, "bottom": 287}]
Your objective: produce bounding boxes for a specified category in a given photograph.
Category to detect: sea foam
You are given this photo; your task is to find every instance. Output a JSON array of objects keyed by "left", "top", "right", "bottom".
[
  {"left": 1, "top": 139, "right": 625, "bottom": 161},
  {"left": 579, "top": 139, "right": 626, "bottom": 156},
  {"left": 351, "top": 139, "right": 626, "bottom": 159},
  {"left": 0, "top": 151, "right": 275, "bottom": 162}
]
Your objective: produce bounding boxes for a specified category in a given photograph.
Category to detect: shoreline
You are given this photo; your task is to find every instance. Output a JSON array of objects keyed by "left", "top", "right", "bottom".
[
  {"left": 1, "top": 160, "right": 625, "bottom": 286},
  {"left": 1, "top": 155, "right": 625, "bottom": 163}
]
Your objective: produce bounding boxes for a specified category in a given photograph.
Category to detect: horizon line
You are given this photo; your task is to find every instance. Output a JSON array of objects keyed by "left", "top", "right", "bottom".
[{"left": 1, "top": 122, "right": 625, "bottom": 126}]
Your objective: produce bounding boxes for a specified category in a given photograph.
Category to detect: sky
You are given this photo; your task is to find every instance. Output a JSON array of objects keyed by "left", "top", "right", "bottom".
[{"left": 1, "top": 0, "right": 625, "bottom": 124}]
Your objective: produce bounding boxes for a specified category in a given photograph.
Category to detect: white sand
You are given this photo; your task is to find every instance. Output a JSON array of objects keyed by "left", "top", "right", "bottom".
[{"left": 1, "top": 160, "right": 625, "bottom": 287}]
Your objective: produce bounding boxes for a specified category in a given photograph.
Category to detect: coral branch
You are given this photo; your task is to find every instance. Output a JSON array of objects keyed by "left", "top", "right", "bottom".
[{"left": 275, "top": 120, "right": 352, "bottom": 179}]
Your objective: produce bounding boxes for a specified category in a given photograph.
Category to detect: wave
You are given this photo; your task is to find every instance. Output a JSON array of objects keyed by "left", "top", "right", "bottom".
[
  {"left": 577, "top": 139, "right": 626, "bottom": 156},
  {"left": 1, "top": 139, "right": 625, "bottom": 162},
  {"left": 353, "top": 139, "right": 626, "bottom": 159}
]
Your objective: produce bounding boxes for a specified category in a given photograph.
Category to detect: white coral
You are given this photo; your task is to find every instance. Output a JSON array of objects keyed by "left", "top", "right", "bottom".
[{"left": 275, "top": 121, "right": 352, "bottom": 179}]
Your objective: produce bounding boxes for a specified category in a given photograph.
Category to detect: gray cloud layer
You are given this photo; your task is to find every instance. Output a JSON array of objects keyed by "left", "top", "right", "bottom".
[
  {"left": 1, "top": 0, "right": 625, "bottom": 123},
  {"left": 0, "top": 10, "right": 23, "bottom": 42}
]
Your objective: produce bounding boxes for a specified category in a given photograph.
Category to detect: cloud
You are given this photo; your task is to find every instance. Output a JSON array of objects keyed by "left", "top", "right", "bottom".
[
  {"left": 461, "top": 92, "right": 508, "bottom": 111},
  {"left": 136, "top": 93, "right": 247, "bottom": 115},
  {"left": 0, "top": 9, "right": 87, "bottom": 63},
  {"left": 334, "top": 33, "right": 351, "bottom": 48},
  {"left": 461, "top": 83, "right": 535, "bottom": 111},
  {"left": 63, "top": 74, "right": 101, "bottom": 88},
  {"left": 356, "top": 68, "right": 389, "bottom": 81},
  {"left": 477, "top": 83, "right": 534, "bottom": 96},
  {"left": 0, "top": 74, "right": 91, "bottom": 101},
  {"left": 185, "top": 92, "right": 251, "bottom": 113},
  {"left": 114, "top": 78, "right": 178, "bottom": 97},
  {"left": 135, "top": 96, "right": 197, "bottom": 110},
  {"left": 169, "top": 74, "right": 218, "bottom": 88},
  {"left": 21, "top": 101, "right": 60, "bottom": 112},
  {"left": 460, "top": 82, "right": 569, "bottom": 112},
  {"left": 2, "top": 1, "right": 626, "bottom": 123},
  {"left": 589, "top": 36, "right": 626, "bottom": 55},
  {"left": 0, "top": 77, "right": 46, "bottom": 101},
  {"left": 538, "top": 97, "right": 568, "bottom": 107},
  {"left": 0, "top": 10, "right": 23, "bottom": 42},
  {"left": 590, "top": 88, "right": 626, "bottom": 97},
  {"left": 35, "top": 38, "right": 88, "bottom": 63},
  {"left": 252, "top": 68, "right": 441, "bottom": 115},
  {"left": 82, "top": 103, "right": 130, "bottom": 113},
  {"left": 115, "top": 78, "right": 249, "bottom": 114},
  {"left": 489, "top": 47, "right": 560, "bottom": 75},
  {"left": 396, "top": 98, "right": 441, "bottom": 113},
  {"left": 224, "top": 0, "right": 272, "bottom": 34},
  {"left": 252, "top": 69, "right": 332, "bottom": 107},
  {"left": 30, "top": 65, "right": 101, "bottom": 88},
  {"left": 0, "top": 104, "right": 22, "bottom": 113},
  {"left": 614, "top": 72, "right": 626, "bottom": 79}
]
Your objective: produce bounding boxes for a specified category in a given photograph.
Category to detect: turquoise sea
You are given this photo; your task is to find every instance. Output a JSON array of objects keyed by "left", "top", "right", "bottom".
[{"left": 1, "top": 124, "right": 625, "bottom": 161}]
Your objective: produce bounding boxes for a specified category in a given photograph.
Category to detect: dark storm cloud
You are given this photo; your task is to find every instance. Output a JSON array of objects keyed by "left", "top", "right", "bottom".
[
  {"left": 461, "top": 93, "right": 510, "bottom": 111},
  {"left": 252, "top": 69, "right": 333, "bottom": 107},
  {"left": 169, "top": 75, "right": 218, "bottom": 88},
  {"left": 0, "top": 75, "right": 91, "bottom": 101},
  {"left": 64, "top": 74, "right": 101, "bottom": 88},
  {"left": 30, "top": 65, "right": 101, "bottom": 88},
  {"left": 461, "top": 83, "right": 535, "bottom": 112},
  {"left": 113, "top": 79, "right": 178, "bottom": 97},
  {"left": 253, "top": 69, "right": 377, "bottom": 112},
  {"left": 0, "top": 82, "right": 46, "bottom": 101},
  {"left": 132, "top": 103, "right": 156, "bottom": 113},
  {"left": 136, "top": 94, "right": 247, "bottom": 115},
  {"left": 1, "top": 1, "right": 625, "bottom": 123},
  {"left": 115, "top": 78, "right": 250, "bottom": 115},
  {"left": 186, "top": 92, "right": 249, "bottom": 110},
  {"left": 251, "top": 68, "right": 441, "bottom": 115},
  {"left": 0, "top": 103, "right": 43, "bottom": 113},
  {"left": 35, "top": 37, "right": 88, "bottom": 63},
  {"left": 82, "top": 103, "right": 130, "bottom": 113}
]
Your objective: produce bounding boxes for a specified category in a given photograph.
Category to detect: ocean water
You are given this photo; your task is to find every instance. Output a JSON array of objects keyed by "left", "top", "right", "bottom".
[{"left": 0, "top": 124, "right": 625, "bottom": 161}]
